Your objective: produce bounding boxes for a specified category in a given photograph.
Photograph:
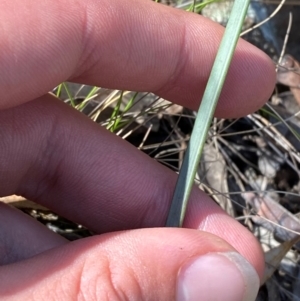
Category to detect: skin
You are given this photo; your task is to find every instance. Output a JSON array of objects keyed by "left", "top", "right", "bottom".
[{"left": 0, "top": 0, "right": 276, "bottom": 299}]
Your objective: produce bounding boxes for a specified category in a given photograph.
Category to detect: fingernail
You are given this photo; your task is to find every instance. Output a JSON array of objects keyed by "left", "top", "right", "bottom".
[{"left": 176, "top": 252, "right": 259, "bottom": 301}]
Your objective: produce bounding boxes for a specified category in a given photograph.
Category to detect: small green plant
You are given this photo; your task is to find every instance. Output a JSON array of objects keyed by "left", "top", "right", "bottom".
[{"left": 107, "top": 91, "right": 138, "bottom": 132}]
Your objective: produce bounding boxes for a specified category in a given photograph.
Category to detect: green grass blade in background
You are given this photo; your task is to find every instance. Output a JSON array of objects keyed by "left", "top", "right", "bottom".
[
  {"left": 56, "top": 83, "right": 63, "bottom": 98},
  {"left": 166, "top": 0, "right": 251, "bottom": 227},
  {"left": 62, "top": 82, "right": 76, "bottom": 108}
]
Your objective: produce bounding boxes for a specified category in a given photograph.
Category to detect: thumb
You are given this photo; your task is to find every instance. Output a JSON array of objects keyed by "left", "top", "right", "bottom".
[{"left": 0, "top": 228, "right": 260, "bottom": 301}]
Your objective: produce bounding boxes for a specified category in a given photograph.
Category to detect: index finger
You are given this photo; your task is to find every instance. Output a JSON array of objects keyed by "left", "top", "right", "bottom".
[{"left": 0, "top": 0, "right": 275, "bottom": 117}]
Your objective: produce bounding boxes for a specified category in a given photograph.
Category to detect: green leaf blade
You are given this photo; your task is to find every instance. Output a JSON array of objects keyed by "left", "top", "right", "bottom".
[{"left": 166, "top": 0, "right": 251, "bottom": 227}]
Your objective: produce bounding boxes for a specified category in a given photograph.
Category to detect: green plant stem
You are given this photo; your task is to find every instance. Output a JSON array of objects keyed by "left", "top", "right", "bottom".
[
  {"left": 166, "top": 0, "right": 251, "bottom": 227},
  {"left": 62, "top": 82, "right": 76, "bottom": 108}
]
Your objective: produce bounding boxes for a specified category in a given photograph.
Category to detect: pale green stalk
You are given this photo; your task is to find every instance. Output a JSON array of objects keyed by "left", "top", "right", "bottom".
[
  {"left": 85, "top": 86, "right": 100, "bottom": 100},
  {"left": 166, "top": 0, "right": 251, "bottom": 227},
  {"left": 107, "top": 91, "right": 124, "bottom": 132},
  {"left": 112, "top": 92, "right": 138, "bottom": 131},
  {"left": 62, "top": 82, "right": 76, "bottom": 108},
  {"left": 56, "top": 83, "right": 63, "bottom": 97},
  {"left": 76, "top": 86, "right": 101, "bottom": 111}
]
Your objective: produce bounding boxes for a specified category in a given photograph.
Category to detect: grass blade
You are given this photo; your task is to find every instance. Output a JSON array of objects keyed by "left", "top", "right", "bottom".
[
  {"left": 166, "top": 0, "right": 251, "bottom": 227},
  {"left": 62, "top": 82, "right": 76, "bottom": 108}
]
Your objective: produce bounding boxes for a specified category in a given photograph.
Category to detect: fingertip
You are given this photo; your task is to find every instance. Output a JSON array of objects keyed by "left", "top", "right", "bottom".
[
  {"left": 215, "top": 40, "right": 276, "bottom": 118},
  {"left": 184, "top": 188, "right": 265, "bottom": 279},
  {"left": 177, "top": 252, "right": 260, "bottom": 301}
]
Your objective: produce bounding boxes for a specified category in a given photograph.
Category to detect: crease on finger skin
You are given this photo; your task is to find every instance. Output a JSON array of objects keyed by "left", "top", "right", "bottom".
[
  {"left": 154, "top": 14, "right": 189, "bottom": 96},
  {"left": 0, "top": 203, "right": 68, "bottom": 265}
]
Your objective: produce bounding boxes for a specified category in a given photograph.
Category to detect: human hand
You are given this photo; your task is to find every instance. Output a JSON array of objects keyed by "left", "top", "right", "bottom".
[{"left": 0, "top": 0, "right": 275, "bottom": 300}]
